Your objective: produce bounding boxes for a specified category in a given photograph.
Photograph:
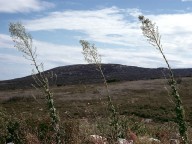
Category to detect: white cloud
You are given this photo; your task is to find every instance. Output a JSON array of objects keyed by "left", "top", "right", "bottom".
[
  {"left": 0, "top": 52, "right": 33, "bottom": 80},
  {"left": 147, "top": 13, "right": 192, "bottom": 52},
  {"left": 126, "top": 8, "right": 142, "bottom": 17},
  {"left": 0, "top": 0, "right": 54, "bottom": 13},
  {"left": 33, "top": 40, "right": 84, "bottom": 67},
  {"left": 148, "top": 13, "right": 192, "bottom": 34},
  {"left": 5, "top": 8, "right": 192, "bottom": 66},
  {"left": 23, "top": 7, "right": 192, "bottom": 55},
  {"left": 24, "top": 7, "right": 145, "bottom": 47},
  {"left": 0, "top": 34, "right": 14, "bottom": 49},
  {"left": 0, "top": 53, "right": 29, "bottom": 64}
]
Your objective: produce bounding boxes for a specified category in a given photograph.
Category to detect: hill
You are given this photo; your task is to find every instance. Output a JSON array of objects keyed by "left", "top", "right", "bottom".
[{"left": 0, "top": 64, "right": 192, "bottom": 90}]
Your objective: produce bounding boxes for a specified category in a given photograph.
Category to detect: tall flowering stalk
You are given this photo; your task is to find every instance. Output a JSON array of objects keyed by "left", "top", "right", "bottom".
[
  {"left": 80, "top": 40, "right": 120, "bottom": 141},
  {"left": 139, "top": 15, "right": 188, "bottom": 144},
  {"left": 9, "top": 22, "right": 61, "bottom": 144}
]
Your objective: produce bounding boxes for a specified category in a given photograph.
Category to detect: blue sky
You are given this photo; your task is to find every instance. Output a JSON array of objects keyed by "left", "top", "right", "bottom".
[{"left": 1, "top": 0, "right": 192, "bottom": 80}]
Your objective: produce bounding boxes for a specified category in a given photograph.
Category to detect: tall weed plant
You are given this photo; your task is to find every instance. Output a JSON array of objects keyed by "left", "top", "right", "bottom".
[
  {"left": 9, "top": 23, "right": 61, "bottom": 144},
  {"left": 80, "top": 40, "right": 121, "bottom": 142},
  {"left": 138, "top": 15, "right": 188, "bottom": 144}
]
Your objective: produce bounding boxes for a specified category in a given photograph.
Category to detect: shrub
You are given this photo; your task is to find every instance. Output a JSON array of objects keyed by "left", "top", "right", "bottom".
[{"left": 106, "top": 79, "right": 120, "bottom": 83}]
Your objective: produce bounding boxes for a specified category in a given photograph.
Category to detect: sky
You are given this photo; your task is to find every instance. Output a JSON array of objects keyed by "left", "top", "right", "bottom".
[{"left": 1, "top": 0, "right": 192, "bottom": 80}]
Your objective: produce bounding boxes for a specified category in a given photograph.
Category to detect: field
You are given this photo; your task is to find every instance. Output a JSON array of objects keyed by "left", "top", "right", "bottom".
[{"left": 1, "top": 77, "right": 192, "bottom": 143}]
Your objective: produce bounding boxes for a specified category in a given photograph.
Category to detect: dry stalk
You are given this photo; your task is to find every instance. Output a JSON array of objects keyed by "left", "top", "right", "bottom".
[
  {"left": 80, "top": 40, "right": 120, "bottom": 141},
  {"left": 139, "top": 15, "right": 188, "bottom": 144},
  {"left": 9, "top": 22, "right": 61, "bottom": 144}
]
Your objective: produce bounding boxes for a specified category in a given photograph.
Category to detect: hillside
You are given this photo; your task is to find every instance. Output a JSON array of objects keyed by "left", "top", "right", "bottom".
[{"left": 0, "top": 64, "right": 192, "bottom": 90}]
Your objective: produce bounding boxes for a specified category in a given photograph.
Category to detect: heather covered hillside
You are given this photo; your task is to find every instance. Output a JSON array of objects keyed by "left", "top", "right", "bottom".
[{"left": 0, "top": 64, "right": 192, "bottom": 90}]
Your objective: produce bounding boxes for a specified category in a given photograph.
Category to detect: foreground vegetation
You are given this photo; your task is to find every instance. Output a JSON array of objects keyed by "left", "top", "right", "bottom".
[
  {"left": 0, "top": 16, "right": 191, "bottom": 143},
  {"left": 0, "top": 78, "right": 192, "bottom": 143}
]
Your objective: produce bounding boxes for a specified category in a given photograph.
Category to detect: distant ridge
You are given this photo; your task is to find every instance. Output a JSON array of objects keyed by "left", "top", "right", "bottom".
[{"left": 0, "top": 64, "right": 192, "bottom": 90}]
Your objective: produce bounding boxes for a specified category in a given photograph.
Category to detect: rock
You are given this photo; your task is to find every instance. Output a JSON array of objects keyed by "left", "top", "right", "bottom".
[
  {"left": 139, "top": 136, "right": 160, "bottom": 143},
  {"left": 148, "top": 137, "right": 161, "bottom": 143},
  {"left": 170, "top": 139, "right": 179, "bottom": 144},
  {"left": 142, "top": 118, "right": 153, "bottom": 123},
  {"left": 89, "top": 135, "right": 107, "bottom": 144},
  {"left": 117, "top": 138, "right": 133, "bottom": 144}
]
